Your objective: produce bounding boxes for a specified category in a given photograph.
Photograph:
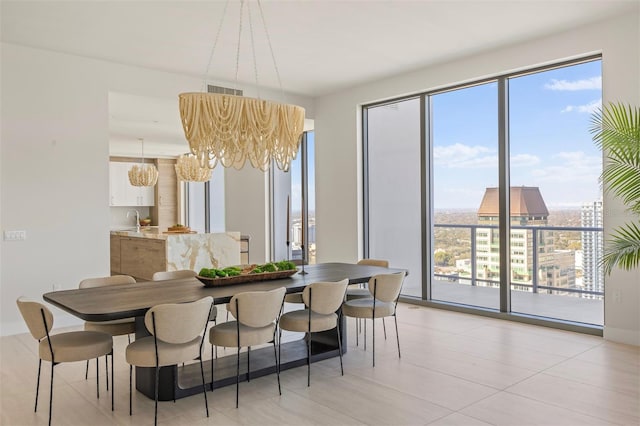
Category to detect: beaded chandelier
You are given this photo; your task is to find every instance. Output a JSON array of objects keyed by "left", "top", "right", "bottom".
[
  {"left": 128, "top": 138, "right": 158, "bottom": 187},
  {"left": 175, "top": 153, "right": 212, "bottom": 182},
  {"left": 178, "top": 0, "right": 305, "bottom": 172}
]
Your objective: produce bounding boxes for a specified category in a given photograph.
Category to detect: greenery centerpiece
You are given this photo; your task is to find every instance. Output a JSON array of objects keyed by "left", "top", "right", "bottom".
[{"left": 590, "top": 102, "right": 640, "bottom": 275}]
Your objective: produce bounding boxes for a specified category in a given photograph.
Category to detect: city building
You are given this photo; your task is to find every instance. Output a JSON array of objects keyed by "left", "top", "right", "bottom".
[
  {"left": 581, "top": 200, "right": 605, "bottom": 298},
  {"left": 476, "top": 186, "right": 553, "bottom": 291}
]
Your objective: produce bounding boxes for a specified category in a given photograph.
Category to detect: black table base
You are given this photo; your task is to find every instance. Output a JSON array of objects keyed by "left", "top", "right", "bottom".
[{"left": 134, "top": 315, "right": 347, "bottom": 401}]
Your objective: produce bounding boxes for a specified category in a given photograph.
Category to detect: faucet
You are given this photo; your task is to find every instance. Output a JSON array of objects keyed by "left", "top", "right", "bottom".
[{"left": 127, "top": 209, "right": 140, "bottom": 232}]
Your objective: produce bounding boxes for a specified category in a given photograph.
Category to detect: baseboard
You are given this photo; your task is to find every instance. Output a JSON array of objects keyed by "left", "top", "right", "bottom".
[{"left": 604, "top": 326, "right": 640, "bottom": 346}]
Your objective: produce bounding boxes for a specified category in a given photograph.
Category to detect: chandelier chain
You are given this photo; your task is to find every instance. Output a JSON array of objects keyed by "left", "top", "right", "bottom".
[
  {"left": 234, "top": 0, "right": 245, "bottom": 92},
  {"left": 247, "top": 2, "right": 260, "bottom": 99},
  {"left": 257, "top": 0, "right": 284, "bottom": 99},
  {"left": 201, "top": 0, "right": 230, "bottom": 92}
]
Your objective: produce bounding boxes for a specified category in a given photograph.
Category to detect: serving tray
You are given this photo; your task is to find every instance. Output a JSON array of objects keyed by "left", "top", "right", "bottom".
[{"left": 196, "top": 269, "right": 298, "bottom": 287}]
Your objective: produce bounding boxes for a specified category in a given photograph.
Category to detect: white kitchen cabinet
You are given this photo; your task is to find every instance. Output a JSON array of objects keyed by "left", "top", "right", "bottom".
[{"left": 109, "top": 162, "right": 155, "bottom": 206}]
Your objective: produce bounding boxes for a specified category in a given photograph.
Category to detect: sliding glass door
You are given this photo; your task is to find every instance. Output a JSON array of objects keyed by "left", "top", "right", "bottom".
[
  {"left": 431, "top": 82, "right": 499, "bottom": 309},
  {"left": 508, "top": 60, "right": 603, "bottom": 324}
]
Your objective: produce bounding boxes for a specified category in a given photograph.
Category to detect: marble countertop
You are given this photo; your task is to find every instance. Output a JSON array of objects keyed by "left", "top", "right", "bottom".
[{"left": 111, "top": 228, "right": 167, "bottom": 239}]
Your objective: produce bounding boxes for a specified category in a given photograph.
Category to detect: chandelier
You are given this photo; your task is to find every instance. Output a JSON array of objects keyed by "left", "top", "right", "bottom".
[
  {"left": 175, "top": 153, "right": 212, "bottom": 182},
  {"left": 128, "top": 138, "right": 158, "bottom": 187},
  {"left": 178, "top": 0, "right": 305, "bottom": 172}
]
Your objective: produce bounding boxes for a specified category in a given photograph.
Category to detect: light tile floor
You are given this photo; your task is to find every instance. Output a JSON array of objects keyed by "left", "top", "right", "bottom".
[{"left": 1, "top": 303, "right": 638, "bottom": 425}]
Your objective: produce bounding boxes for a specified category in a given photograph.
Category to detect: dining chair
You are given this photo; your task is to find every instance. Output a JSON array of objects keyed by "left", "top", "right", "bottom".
[
  {"left": 152, "top": 269, "right": 219, "bottom": 359},
  {"left": 347, "top": 259, "right": 390, "bottom": 346},
  {"left": 341, "top": 272, "right": 405, "bottom": 367},
  {"left": 79, "top": 275, "right": 136, "bottom": 388},
  {"left": 16, "top": 297, "right": 114, "bottom": 426},
  {"left": 125, "top": 296, "right": 213, "bottom": 425},
  {"left": 209, "top": 287, "right": 286, "bottom": 408},
  {"left": 278, "top": 279, "right": 349, "bottom": 386}
]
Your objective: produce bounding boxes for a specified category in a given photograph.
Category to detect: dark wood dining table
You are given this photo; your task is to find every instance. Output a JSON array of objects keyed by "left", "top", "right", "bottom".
[{"left": 43, "top": 262, "right": 406, "bottom": 401}]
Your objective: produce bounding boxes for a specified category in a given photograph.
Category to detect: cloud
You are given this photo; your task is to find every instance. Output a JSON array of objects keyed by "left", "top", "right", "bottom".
[
  {"left": 435, "top": 143, "right": 540, "bottom": 169},
  {"left": 561, "top": 99, "right": 602, "bottom": 114},
  {"left": 530, "top": 151, "right": 601, "bottom": 183},
  {"left": 434, "top": 143, "right": 493, "bottom": 168},
  {"left": 511, "top": 154, "right": 540, "bottom": 167},
  {"left": 544, "top": 76, "right": 601, "bottom": 91}
]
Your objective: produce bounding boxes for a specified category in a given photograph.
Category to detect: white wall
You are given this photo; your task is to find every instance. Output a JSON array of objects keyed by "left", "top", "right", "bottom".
[
  {"left": 314, "top": 11, "right": 640, "bottom": 345},
  {"left": 0, "top": 43, "right": 314, "bottom": 335}
]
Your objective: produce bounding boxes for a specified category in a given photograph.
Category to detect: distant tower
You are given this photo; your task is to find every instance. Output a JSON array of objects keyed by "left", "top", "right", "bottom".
[
  {"left": 476, "top": 187, "right": 556, "bottom": 291},
  {"left": 581, "top": 200, "right": 604, "bottom": 298}
]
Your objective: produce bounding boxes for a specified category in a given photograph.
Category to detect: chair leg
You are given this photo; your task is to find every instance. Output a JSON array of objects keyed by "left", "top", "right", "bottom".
[
  {"left": 35, "top": 359, "right": 42, "bottom": 412},
  {"left": 211, "top": 348, "right": 214, "bottom": 389},
  {"left": 85, "top": 359, "right": 89, "bottom": 380},
  {"left": 336, "top": 320, "right": 344, "bottom": 376},
  {"left": 154, "top": 365, "right": 159, "bottom": 426},
  {"left": 199, "top": 358, "right": 209, "bottom": 418},
  {"left": 105, "top": 355, "right": 109, "bottom": 391},
  {"left": 129, "top": 365, "right": 132, "bottom": 416},
  {"left": 364, "top": 320, "right": 367, "bottom": 351},
  {"left": 278, "top": 328, "right": 283, "bottom": 377},
  {"left": 48, "top": 364, "right": 54, "bottom": 426},
  {"left": 394, "top": 314, "right": 401, "bottom": 359},
  {"left": 306, "top": 330, "right": 311, "bottom": 387},
  {"left": 372, "top": 317, "right": 376, "bottom": 367},
  {"left": 272, "top": 340, "right": 281, "bottom": 395},
  {"left": 96, "top": 357, "right": 100, "bottom": 399},
  {"left": 355, "top": 317, "right": 359, "bottom": 347},
  {"left": 382, "top": 317, "right": 387, "bottom": 340},
  {"left": 111, "top": 353, "right": 114, "bottom": 411},
  {"left": 247, "top": 346, "right": 251, "bottom": 382},
  {"left": 235, "top": 347, "right": 240, "bottom": 408}
]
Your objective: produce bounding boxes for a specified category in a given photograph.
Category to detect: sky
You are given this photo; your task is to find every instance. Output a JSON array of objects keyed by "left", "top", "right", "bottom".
[
  {"left": 294, "top": 59, "right": 602, "bottom": 215},
  {"left": 290, "top": 131, "right": 315, "bottom": 214},
  {"left": 433, "top": 59, "right": 602, "bottom": 209}
]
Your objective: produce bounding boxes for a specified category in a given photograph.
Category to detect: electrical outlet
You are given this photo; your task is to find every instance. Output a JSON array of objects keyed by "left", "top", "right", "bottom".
[
  {"left": 3, "top": 230, "right": 27, "bottom": 241},
  {"left": 612, "top": 289, "right": 622, "bottom": 303}
]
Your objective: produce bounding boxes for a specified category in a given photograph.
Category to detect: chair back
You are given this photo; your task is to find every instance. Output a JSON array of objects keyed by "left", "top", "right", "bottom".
[
  {"left": 144, "top": 296, "right": 213, "bottom": 344},
  {"left": 368, "top": 273, "right": 405, "bottom": 302},
  {"left": 229, "top": 287, "right": 286, "bottom": 328},
  {"left": 302, "top": 279, "right": 349, "bottom": 314},
  {"left": 16, "top": 297, "right": 53, "bottom": 340},
  {"left": 357, "top": 259, "right": 389, "bottom": 268},
  {"left": 79, "top": 275, "right": 136, "bottom": 289},
  {"left": 152, "top": 269, "right": 196, "bottom": 281}
]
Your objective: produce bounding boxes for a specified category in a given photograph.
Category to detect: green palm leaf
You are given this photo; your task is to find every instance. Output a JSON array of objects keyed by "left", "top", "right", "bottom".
[
  {"left": 590, "top": 103, "right": 640, "bottom": 214},
  {"left": 601, "top": 222, "right": 640, "bottom": 275},
  {"left": 591, "top": 102, "right": 640, "bottom": 273}
]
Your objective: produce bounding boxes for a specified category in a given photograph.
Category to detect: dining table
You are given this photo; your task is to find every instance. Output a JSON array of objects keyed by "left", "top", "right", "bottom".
[{"left": 43, "top": 262, "right": 407, "bottom": 401}]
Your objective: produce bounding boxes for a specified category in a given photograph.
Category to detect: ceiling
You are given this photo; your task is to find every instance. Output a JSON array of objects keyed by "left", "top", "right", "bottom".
[{"left": 2, "top": 0, "right": 636, "bottom": 156}]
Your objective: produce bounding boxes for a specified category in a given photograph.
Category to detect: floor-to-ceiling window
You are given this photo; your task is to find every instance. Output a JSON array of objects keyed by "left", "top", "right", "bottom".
[
  {"left": 431, "top": 82, "right": 499, "bottom": 309},
  {"left": 289, "top": 131, "right": 316, "bottom": 264},
  {"left": 364, "top": 56, "right": 603, "bottom": 328},
  {"left": 365, "top": 98, "right": 422, "bottom": 297},
  {"left": 508, "top": 60, "right": 603, "bottom": 324},
  {"left": 185, "top": 167, "right": 225, "bottom": 233}
]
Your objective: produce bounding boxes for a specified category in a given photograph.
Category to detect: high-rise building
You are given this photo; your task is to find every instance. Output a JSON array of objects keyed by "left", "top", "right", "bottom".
[
  {"left": 581, "top": 200, "right": 604, "bottom": 298},
  {"left": 475, "top": 187, "right": 574, "bottom": 293}
]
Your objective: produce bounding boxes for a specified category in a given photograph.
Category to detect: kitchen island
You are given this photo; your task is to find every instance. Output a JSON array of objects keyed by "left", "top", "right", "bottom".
[{"left": 110, "top": 228, "right": 241, "bottom": 280}]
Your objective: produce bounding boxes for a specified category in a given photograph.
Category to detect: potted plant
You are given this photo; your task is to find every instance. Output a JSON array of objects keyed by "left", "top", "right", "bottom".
[{"left": 590, "top": 102, "right": 640, "bottom": 275}]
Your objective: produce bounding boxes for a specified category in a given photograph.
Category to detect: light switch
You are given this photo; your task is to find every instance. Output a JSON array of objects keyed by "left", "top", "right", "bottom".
[{"left": 3, "top": 230, "right": 27, "bottom": 241}]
